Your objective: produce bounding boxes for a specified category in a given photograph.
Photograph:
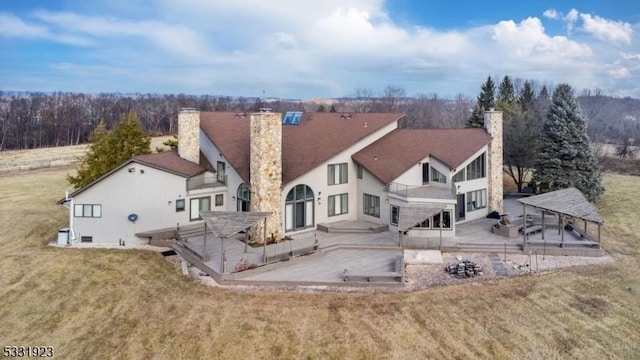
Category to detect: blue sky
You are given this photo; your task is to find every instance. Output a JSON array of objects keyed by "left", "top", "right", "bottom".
[{"left": 1, "top": 1, "right": 640, "bottom": 99}]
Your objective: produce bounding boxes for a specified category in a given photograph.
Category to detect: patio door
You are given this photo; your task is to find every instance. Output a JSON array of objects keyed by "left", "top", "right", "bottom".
[
  {"left": 285, "top": 184, "right": 314, "bottom": 232},
  {"left": 456, "top": 194, "right": 465, "bottom": 221}
]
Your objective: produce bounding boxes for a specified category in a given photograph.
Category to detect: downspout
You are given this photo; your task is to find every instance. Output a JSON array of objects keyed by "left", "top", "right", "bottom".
[{"left": 65, "top": 191, "right": 77, "bottom": 243}]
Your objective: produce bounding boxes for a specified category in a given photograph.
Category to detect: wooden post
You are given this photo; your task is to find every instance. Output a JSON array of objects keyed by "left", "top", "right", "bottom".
[
  {"left": 598, "top": 223, "right": 602, "bottom": 249},
  {"left": 262, "top": 217, "right": 267, "bottom": 263},
  {"left": 244, "top": 228, "right": 248, "bottom": 253},
  {"left": 220, "top": 237, "right": 225, "bottom": 273},
  {"left": 541, "top": 211, "right": 545, "bottom": 240},
  {"left": 522, "top": 204, "right": 527, "bottom": 246},
  {"left": 203, "top": 220, "right": 207, "bottom": 262},
  {"left": 439, "top": 209, "right": 443, "bottom": 249},
  {"left": 560, "top": 216, "right": 565, "bottom": 248}
]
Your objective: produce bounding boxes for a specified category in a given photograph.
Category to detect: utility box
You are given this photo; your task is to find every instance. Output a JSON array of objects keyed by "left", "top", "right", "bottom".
[{"left": 57, "top": 228, "right": 69, "bottom": 245}]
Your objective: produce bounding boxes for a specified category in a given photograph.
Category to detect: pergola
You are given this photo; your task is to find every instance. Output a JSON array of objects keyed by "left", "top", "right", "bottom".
[
  {"left": 397, "top": 204, "right": 446, "bottom": 248},
  {"left": 518, "top": 188, "right": 604, "bottom": 248},
  {"left": 200, "top": 211, "right": 271, "bottom": 273}
]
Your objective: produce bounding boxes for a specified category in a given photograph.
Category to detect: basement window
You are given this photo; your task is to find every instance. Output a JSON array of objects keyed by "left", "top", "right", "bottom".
[{"left": 80, "top": 236, "right": 93, "bottom": 243}]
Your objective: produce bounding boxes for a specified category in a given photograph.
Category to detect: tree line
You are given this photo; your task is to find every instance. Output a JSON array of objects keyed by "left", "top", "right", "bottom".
[{"left": 1, "top": 84, "right": 638, "bottom": 155}]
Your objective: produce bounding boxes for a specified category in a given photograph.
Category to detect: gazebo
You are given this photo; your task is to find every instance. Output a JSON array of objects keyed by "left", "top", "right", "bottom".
[
  {"left": 518, "top": 188, "right": 604, "bottom": 248},
  {"left": 199, "top": 211, "right": 271, "bottom": 273}
]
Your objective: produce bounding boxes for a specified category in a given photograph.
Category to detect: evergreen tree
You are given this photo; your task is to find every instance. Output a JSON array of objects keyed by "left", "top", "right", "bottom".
[
  {"left": 317, "top": 104, "right": 326, "bottom": 112},
  {"left": 533, "top": 84, "right": 604, "bottom": 201},
  {"left": 466, "top": 76, "right": 495, "bottom": 128},
  {"left": 496, "top": 75, "right": 515, "bottom": 109},
  {"left": 67, "top": 111, "right": 151, "bottom": 189},
  {"left": 518, "top": 80, "right": 535, "bottom": 112},
  {"left": 329, "top": 104, "right": 337, "bottom": 112}
]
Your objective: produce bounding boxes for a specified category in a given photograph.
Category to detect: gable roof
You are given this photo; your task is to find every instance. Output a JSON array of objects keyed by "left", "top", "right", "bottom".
[
  {"left": 58, "top": 150, "right": 207, "bottom": 203},
  {"left": 352, "top": 128, "right": 491, "bottom": 184},
  {"left": 133, "top": 150, "right": 207, "bottom": 177},
  {"left": 518, "top": 187, "right": 603, "bottom": 224},
  {"left": 199, "top": 112, "right": 404, "bottom": 184}
]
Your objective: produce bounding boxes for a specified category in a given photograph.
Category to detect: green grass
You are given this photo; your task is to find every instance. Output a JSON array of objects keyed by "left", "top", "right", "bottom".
[{"left": 1, "top": 168, "right": 639, "bottom": 359}]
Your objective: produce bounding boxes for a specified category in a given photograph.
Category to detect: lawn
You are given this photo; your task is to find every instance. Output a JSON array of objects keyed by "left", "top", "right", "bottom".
[{"left": 0, "top": 169, "right": 639, "bottom": 359}]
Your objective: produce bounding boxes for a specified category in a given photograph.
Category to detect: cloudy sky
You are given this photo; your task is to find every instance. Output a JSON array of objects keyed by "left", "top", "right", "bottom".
[{"left": 1, "top": 0, "right": 639, "bottom": 99}]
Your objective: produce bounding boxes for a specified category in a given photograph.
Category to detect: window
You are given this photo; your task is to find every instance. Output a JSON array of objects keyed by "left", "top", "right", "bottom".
[
  {"left": 466, "top": 189, "right": 487, "bottom": 211},
  {"left": 80, "top": 236, "right": 93, "bottom": 243},
  {"left": 217, "top": 161, "right": 226, "bottom": 184},
  {"left": 356, "top": 163, "right": 363, "bottom": 179},
  {"left": 285, "top": 184, "right": 315, "bottom": 231},
  {"left": 415, "top": 218, "right": 431, "bottom": 228},
  {"left": 328, "top": 193, "right": 348, "bottom": 216},
  {"left": 328, "top": 163, "right": 348, "bottom": 185},
  {"left": 175, "top": 199, "right": 185, "bottom": 212},
  {"left": 430, "top": 167, "right": 446, "bottom": 183},
  {"left": 74, "top": 204, "right": 102, "bottom": 218},
  {"left": 215, "top": 194, "right": 224, "bottom": 207},
  {"left": 433, "top": 211, "right": 452, "bottom": 229},
  {"left": 466, "top": 153, "right": 486, "bottom": 180},
  {"left": 391, "top": 205, "right": 399, "bottom": 226},
  {"left": 190, "top": 196, "right": 211, "bottom": 221},
  {"left": 413, "top": 211, "right": 452, "bottom": 229},
  {"left": 452, "top": 169, "right": 465, "bottom": 183},
  {"left": 422, "top": 163, "right": 429, "bottom": 184},
  {"left": 363, "top": 194, "right": 380, "bottom": 218},
  {"left": 237, "top": 183, "right": 251, "bottom": 212}
]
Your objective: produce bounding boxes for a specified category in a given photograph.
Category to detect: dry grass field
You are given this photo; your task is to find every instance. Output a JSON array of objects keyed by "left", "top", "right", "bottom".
[
  {"left": 1, "top": 168, "right": 639, "bottom": 359},
  {"left": 0, "top": 136, "right": 172, "bottom": 173}
]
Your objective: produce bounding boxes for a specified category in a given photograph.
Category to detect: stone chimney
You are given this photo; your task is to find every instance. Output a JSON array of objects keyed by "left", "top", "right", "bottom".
[
  {"left": 250, "top": 112, "right": 282, "bottom": 243},
  {"left": 484, "top": 109, "right": 503, "bottom": 214},
  {"left": 178, "top": 109, "right": 200, "bottom": 163}
]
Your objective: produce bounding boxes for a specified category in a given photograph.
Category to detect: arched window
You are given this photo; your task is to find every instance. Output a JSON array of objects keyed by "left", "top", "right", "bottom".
[
  {"left": 237, "top": 183, "right": 250, "bottom": 212},
  {"left": 285, "top": 184, "right": 314, "bottom": 232}
]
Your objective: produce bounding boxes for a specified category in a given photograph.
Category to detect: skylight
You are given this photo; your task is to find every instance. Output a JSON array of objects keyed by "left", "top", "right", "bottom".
[{"left": 282, "top": 111, "right": 303, "bottom": 125}]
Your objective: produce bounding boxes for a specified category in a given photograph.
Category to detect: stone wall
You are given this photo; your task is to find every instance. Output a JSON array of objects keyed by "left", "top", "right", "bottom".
[
  {"left": 250, "top": 112, "right": 282, "bottom": 243},
  {"left": 484, "top": 110, "right": 504, "bottom": 214},
  {"left": 178, "top": 109, "right": 200, "bottom": 164}
]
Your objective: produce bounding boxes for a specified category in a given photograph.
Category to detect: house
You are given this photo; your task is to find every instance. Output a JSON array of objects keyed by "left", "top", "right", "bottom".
[{"left": 59, "top": 109, "right": 502, "bottom": 245}]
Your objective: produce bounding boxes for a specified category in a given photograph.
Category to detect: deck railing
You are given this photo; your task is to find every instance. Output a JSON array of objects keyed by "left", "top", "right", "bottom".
[{"left": 187, "top": 174, "right": 227, "bottom": 191}]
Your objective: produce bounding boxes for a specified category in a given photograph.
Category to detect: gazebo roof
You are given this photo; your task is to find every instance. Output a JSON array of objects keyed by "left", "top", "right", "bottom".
[
  {"left": 200, "top": 211, "right": 271, "bottom": 238},
  {"left": 398, "top": 204, "right": 446, "bottom": 232},
  {"left": 518, "top": 188, "right": 604, "bottom": 224}
]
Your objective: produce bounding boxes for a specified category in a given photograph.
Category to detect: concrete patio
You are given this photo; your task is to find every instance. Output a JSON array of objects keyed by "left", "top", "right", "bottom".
[{"left": 173, "top": 198, "right": 603, "bottom": 286}]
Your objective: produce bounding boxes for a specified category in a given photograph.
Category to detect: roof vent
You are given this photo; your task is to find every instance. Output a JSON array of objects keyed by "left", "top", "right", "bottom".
[
  {"left": 340, "top": 112, "right": 352, "bottom": 120},
  {"left": 235, "top": 112, "right": 246, "bottom": 118}
]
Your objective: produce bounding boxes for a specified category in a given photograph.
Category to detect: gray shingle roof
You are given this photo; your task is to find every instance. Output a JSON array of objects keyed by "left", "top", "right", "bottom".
[{"left": 518, "top": 188, "right": 603, "bottom": 224}]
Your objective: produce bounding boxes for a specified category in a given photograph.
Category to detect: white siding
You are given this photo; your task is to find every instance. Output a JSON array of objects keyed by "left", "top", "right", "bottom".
[
  {"left": 200, "top": 130, "right": 245, "bottom": 211},
  {"left": 280, "top": 120, "right": 398, "bottom": 234},
  {"left": 71, "top": 162, "right": 224, "bottom": 245}
]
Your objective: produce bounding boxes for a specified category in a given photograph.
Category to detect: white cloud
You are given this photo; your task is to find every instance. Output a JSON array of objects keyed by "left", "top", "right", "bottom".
[
  {"left": 2, "top": 1, "right": 639, "bottom": 98},
  {"left": 0, "top": 12, "right": 47, "bottom": 37},
  {"left": 0, "top": 12, "right": 91, "bottom": 45},
  {"left": 491, "top": 17, "right": 591, "bottom": 58},
  {"left": 580, "top": 13, "right": 633, "bottom": 45},
  {"left": 543, "top": 9, "right": 559, "bottom": 20},
  {"left": 608, "top": 66, "right": 630, "bottom": 79}
]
